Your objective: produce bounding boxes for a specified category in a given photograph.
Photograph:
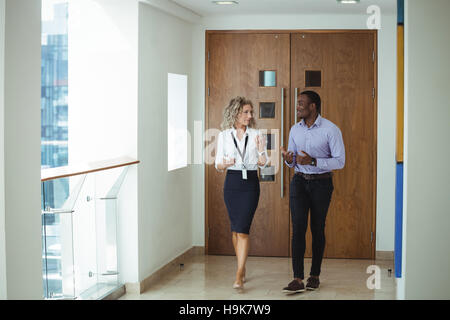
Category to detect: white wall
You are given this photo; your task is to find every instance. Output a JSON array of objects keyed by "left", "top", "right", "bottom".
[
  {"left": 401, "top": 0, "right": 450, "bottom": 299},
  {"left": 191, "top": 13, "right": 398, "bottom": 252},
  {"left": 68, "top": 0, "right": 138, "bottom": 163},
  {"left": 3, "top": 0, "right": 42, "bottom": 299},
  {"left": 68, "top": 0, "right": 139, "bottom": 285},
  {"left": 138, "top": 2, "right": 195, "bottom": 281},
  {"left": 0, "top": 0, "right": 7, "bottom": 300}
]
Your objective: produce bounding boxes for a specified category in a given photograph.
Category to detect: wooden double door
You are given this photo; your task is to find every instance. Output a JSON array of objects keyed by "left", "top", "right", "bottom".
[{"left": 206, "top": 31, "right": 377, "bottom": 259}]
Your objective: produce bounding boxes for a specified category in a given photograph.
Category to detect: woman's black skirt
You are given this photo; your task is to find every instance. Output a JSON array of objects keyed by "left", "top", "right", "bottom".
[{"left": 223, "top": 170, "right": 260, "bottom": 234}]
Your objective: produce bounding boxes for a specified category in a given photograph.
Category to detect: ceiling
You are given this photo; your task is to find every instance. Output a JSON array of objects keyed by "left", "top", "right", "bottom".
[{"left": 170, "top": 0, "right": 396, "bottom": 17}]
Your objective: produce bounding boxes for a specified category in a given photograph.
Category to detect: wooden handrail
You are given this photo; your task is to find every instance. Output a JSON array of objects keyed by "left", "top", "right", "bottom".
[{"left": 41, "top": 156, "right": 140, "bottom": 182}]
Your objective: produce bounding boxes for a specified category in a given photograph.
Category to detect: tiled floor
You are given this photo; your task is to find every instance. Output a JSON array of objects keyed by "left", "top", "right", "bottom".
[{"left": 120, "top": 253, "right": 396, "bottom": 300}]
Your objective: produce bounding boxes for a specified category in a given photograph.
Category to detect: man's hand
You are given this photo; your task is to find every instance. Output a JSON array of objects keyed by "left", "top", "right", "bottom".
[
  {"left": 280, "top": 147, "right": 294, "bottom": 164},
  {"left": 296, "top": 150, "right": 313, "bottom": 165}
]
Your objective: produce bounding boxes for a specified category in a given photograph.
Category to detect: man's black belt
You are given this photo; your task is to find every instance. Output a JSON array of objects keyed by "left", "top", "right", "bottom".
[{"left": 295, "top": 172, "right": 333, "bottom": 180}]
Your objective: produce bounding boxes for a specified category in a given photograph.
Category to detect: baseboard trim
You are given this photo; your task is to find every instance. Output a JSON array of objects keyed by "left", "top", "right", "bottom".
[
  {"left": 125, "top": 246, "right": 205, "bottom": 294},
  {"left": 376, "top": 250, "right": 394, "bottom": 261},
  {"left": 102, "top": 285, "right": 126, "bottom": 300},
  {"left": 124, "top": 282, "right": 142, "bottom": 295}
]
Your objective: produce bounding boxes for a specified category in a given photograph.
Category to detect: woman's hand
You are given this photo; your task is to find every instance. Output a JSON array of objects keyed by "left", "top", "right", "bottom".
[
  {"left": 222, "top": 157, "right": 236, "bottom": 169},
  {"left": 256, "top": 134, "right": 269, "bottom": 167},
  {"left": 255, "top": 134, "right": 266, "bottom": 153},
  {"left": 216, "top": 157, "right": 235, "bottom": 171}
]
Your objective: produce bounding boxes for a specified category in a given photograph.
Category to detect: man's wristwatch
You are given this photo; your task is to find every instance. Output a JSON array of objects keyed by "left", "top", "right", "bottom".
[{"left": 311, "top": 158, "right": 316, "bottom": 166}]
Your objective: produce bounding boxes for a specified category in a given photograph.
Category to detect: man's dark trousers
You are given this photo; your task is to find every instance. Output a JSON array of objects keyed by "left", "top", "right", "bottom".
[{"left": 289, "top": 174, "right": 334, "bottom": 279}]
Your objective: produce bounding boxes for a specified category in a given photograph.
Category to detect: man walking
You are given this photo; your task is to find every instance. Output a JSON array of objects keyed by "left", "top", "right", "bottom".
[{"left": 281, "top": 90, "right": 345, "bottom": 294}]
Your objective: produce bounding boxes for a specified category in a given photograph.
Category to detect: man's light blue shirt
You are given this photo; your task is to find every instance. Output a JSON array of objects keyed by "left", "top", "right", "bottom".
[{"left": 285, "top": 115, "right": 345, "bottom": 174}]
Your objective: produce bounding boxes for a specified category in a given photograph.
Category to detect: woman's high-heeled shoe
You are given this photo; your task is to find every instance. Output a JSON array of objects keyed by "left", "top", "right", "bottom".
[{"left": 233, "top": 281, "right": 243, "bottom": 289}]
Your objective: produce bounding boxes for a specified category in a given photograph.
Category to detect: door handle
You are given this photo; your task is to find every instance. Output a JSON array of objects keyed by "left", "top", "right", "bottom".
[
  {"left": 281, "top": 87, "right": 285, "bottom": 198},
  {"left": 294, "top": 87, "right": 298, "bottom": 124}
]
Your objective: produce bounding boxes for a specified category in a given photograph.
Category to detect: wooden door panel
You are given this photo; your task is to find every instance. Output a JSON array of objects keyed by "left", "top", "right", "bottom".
[
  {"left": 290, "top": 32, "right": 376, "bottom": 259},
  {"left": 207, "top": 33, "right": 291, "bottom": 257}
]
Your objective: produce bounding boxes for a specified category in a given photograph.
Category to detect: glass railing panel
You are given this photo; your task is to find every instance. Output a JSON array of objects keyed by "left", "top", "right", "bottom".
[
  {"left": 95, "top": 198, "right": 118, "bottom": 288},
  {"left": 41, "top": 158, "right": 138, "bottom": 299},
  {"left": 42, "top": 212, "right": 72, "bottom": 299},
  {"left": 72, "top": 173, "right": 97, "bottom": 297},
  {"left": 42, "top": 176, "right": 78, "bottom": 299},
  {"left": 92, "top": 167, "right": 127, "bottom": 291},
  {"left": 41, "top": 174, "right": 87, "bottom": 299}
]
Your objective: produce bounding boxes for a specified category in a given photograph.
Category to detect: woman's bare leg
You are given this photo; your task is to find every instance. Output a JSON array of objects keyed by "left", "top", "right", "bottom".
[
  {"left": 234, "top": 233, "right": 249, "bottom": 286},
  {"left": 232, "top": 232, "right": 238, "bottom": 255}
]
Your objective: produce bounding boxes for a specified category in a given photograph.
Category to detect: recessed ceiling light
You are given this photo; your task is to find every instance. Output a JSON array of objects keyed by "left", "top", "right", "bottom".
[
  {"left": 212, "top": 1, "right": 239, "bottom": 5},
  {"left": 337, "top": 0, "right": 360, "bottom": 3}
]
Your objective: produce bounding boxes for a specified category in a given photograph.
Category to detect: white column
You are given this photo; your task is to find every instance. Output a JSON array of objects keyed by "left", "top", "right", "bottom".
[
  {"left": 402, "top": 0, "right": 450, "bottom": 299},
  {"left": 0, "top": 0, "right": 7, "bottom": 300},
  {"left": 3, "top": 0, "right": 42, "bottom": 299}
]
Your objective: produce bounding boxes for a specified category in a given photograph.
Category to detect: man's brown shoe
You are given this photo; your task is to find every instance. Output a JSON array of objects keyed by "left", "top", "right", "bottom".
[
  {"left": 306, "top": 277, "right": 320, "bottom": 290},
  {"left": 282, "top": 280, "right": 306, "bottom": 294}
]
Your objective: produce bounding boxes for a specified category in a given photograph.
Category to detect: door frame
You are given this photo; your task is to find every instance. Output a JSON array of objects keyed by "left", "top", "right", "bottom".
[{"left": 204, "top": 29, "right": 378, "bottom": 259}]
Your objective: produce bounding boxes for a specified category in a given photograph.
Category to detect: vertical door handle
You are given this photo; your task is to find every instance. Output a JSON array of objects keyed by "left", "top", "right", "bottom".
[
  {"left": 294, "top": 87, "right": 298, "bottom": 124},
  {"left": 281, "top": 88, "right": 285, "bottom": 198}
]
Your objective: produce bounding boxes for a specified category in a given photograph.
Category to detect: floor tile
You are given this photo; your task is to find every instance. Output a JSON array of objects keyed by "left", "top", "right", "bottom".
[{"left": 119, "top": 253, "right": 396, "bottom": 300}]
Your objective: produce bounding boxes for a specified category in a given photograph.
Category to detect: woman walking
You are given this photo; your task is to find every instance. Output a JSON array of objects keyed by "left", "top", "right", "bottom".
[{"left": 215, "top": 96, "right": 268, "bottom": 289}]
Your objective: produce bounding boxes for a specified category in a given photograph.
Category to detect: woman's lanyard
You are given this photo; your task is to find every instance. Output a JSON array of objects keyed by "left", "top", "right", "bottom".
[{"left": 231, "top": 132, "right": 249, "bottom": 180}]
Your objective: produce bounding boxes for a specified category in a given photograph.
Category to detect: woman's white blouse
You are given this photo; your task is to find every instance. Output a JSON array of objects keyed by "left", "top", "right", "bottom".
[{"left": 215, "top": 127, "right": 268, "bottom": 171}]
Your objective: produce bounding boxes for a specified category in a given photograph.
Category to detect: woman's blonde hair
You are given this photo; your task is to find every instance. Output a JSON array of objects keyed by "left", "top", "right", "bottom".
[{"left": 220, "top": 96, "right": 256, "bottom": 130}]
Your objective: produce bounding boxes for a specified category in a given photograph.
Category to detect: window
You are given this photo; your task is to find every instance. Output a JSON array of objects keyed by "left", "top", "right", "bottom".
[
  {"left": 259, "top": 102, "right": 276, "bottom": 118},
  {"left": 41, "top": 0, "right": 69, "bottom": 171},
  {"left": 41, "top": 0, "right": 69, "bottom": 299},
  {"left": 259, "top": 70, "right": 276, "bottom": 87},
  {"left": 305, "top": 70, "right": 322, "bottom": 87}
]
